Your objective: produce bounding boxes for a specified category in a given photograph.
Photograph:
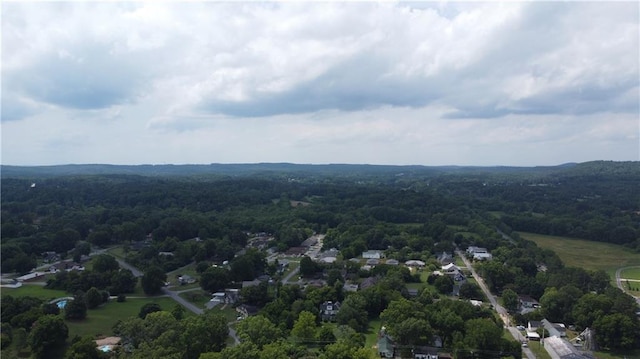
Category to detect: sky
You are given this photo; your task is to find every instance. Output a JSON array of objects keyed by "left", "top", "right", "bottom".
[{"left": 2, "top": 1, "right": 639, "bottom": 166}]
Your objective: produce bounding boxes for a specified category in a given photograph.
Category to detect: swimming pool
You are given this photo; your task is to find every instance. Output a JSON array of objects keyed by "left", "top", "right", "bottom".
[{"left": 56, "top": 300, "right": 67, "bottom": 309}]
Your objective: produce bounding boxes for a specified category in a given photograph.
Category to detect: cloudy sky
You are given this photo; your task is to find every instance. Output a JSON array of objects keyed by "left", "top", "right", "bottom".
[{"left": 2, "top": 1, "right": 639, "bottom": 166}]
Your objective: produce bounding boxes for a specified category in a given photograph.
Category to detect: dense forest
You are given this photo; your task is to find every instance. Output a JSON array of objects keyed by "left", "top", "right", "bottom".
[{"left": 1, "top": 161, "right": 639, "bottom": 358}]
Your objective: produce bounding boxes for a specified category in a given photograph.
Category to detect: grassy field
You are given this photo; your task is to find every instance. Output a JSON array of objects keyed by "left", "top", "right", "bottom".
[
  {"left": 179, "top": 290, "right": 210, "bottom": 309},
  {"left": 66, "top": 296, "right": 182, "bottom": 338},
  {"left": 364, "top": 318, "right": 382, "bottom": 351},
  {"left": 2, "top": 284, "right": 69, "bottom": 301},
  {"left": 518, "top": 232, "right": 640, "bottom": 279},
  {"left": 620, "top": 267, "right": 640, "bottom": 280}
]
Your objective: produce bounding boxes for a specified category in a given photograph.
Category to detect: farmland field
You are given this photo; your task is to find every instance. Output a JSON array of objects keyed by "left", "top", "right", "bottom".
[{"left": 518, "top": 232, "right": 640, "bottom": 279}]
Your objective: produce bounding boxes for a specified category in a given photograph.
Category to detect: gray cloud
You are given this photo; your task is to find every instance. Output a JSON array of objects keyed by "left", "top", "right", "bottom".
[{"left": 1, "top": 2, "right": 638, "bottom": 165}]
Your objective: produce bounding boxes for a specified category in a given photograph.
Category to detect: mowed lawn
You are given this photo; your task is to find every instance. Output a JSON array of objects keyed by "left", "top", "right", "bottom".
[
  {"left": 620, "top": 267, "right": 640, "bottom": 280},
  {"left": 2, "top": 284, "right": 69, "bottom": 301},
  {"left": 67, "top": 297, "right": 184, "bottom": 338},
  {"left": 519, "top": 232, "right": 640, "bottom": 279}
]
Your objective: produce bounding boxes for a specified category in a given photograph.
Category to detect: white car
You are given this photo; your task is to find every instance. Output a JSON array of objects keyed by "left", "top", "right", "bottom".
[{"left": 516, "top": 325, "right": 526, "bottom": 330}]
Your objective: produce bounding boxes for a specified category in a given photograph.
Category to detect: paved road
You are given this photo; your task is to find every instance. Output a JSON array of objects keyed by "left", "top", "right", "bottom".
[
  {"left": 456, "top": 250, "right": 535, "bottom": 359},
  {"left": 282, "top": 266, "right": 300, "bottom": 284},
  {"left": 113, "top": 254, "right": 240, "bottom": 345},
  {"left": 615, "top": 266, "right": 640, "bottom": 306}
]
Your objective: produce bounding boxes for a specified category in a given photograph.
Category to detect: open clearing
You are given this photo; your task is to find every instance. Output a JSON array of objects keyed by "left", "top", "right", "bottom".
[
  {"left": 67, "top": 296, "right": 183, "bottom": 338},
  {"left": 2, "top": 284, "right": 68, "bottom": 300},
  {"left": 519, "top": 232, "right": 640, "bottom": 278}
]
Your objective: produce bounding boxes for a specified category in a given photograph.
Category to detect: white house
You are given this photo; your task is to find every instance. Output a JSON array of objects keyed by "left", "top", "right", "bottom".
[
  {"left": 362, "top": 250, "right": 383, "bottom": 259},
  {"left": 441, "top": 263, "right": 461, "bottom": 274}
]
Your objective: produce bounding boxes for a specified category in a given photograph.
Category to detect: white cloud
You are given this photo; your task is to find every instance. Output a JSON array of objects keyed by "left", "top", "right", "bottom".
[{"left": 1, "top": 1, "right": 638, "bottom": 166}]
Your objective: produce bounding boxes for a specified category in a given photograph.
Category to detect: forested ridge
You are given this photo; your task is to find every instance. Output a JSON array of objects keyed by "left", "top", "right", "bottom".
[{"left": 1, "top": 161, "right": 639, "bottom": 358}]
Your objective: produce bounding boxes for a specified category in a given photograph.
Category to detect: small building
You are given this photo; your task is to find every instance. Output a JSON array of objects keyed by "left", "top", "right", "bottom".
[
  {"left": 519, "top": 295, "right": 540, "bottom": 309},
  {"left": 285, "top": 247, "right": 307, "bottom": 256},
  {"left": 319, "top": 301, "right": 341, "bottom": 321},
  {"left": 359, "top": 277, "right": 378, "bottom": 290},
  {"left": 377, "top": 334, "right": 395, "bottom": 358},
  {"left": 300, "top": 237, "right": 318, "bottom": 247},
  {"left": 405, "top": 260, "right": 426, "bottom": 268},
  {"left": 362, "top": 250, "right": 383, "bottom": 259},
  {"left": 441, "top": 263, "right": 461, "bottom": 274},
  {"left": 366, "top": 258, "right": 380, "bottom": 266},
  {"left": 343, "top": 283, "right": 359, "bottom": 292},
  {"left": 528, "top": 320, "right": 542, "bottom": 332},
  {"left": 224, "top": 288, "right": 240, "bottom": 304},
  {"left": 526, "top": 331, "right": 541, "bottom": 341},
  {"left": 178, "top": 275, "right": 196, "bottom": 285},
  {"left": 42, "top": 251, "right": 60, "bottom": 263},
  {"left": 413, "top": 346, "right": 438, "bottom": 359},
  {"left": 385, "top": 259, "right": 399, "bottom": 266}
]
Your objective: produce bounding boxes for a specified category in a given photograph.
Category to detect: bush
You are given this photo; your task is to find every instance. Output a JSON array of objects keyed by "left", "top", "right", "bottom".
[{"left": 117, "top": 294, "right": 126, "bottom": 302}]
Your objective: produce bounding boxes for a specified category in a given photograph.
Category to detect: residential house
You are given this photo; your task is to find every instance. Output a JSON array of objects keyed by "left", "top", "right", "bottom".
[
  {"left": 405, "top": 260, "right": 426, "bottom": 268},
  {"left": 343, "top": 283, "right": 359, "bottom": 292},
  {"left": 224, "top": 288, "right": 240, "bottom": 304},
  {"left": 300, "top": 237, "right": 318, "bottom": 247},
  {"left": 377, "top": 333, "right": 395, "bottom": 358},
  {"left": 319, "top": 301, "right": 341, "bottom": 321},
  {"left": 366, "top": 258, "right": 380, "bottom": 266},
  {"left": 441, "top": 263, "right": 461, "bottom": 274},
  {"left": 437, "top": 252, "right": 453, "bottom": 265},
  {"left": 519, "top": 295, "right": 540, "bottom": 309},
  {"left": 42, "top": 251, "right": 60, "bottom": 263},
  {"left": 285, "top": 247, "right": 307, "bottom": 256},
  {"left": 385, "top": 259, "right": 399, "bottom": 266},
  {"left": 242, "top": 279, "right": 261, "bottom": 288},
  {"left": 359, "top": 277, "right": 378, "bottom": 291},
  {"left": 236, "top": 304, "right": 259, "bottom": 318},
  {"left": 467, "top": 246, "right": 493, "bottom": 261},
  {"left": 362, "top": 250, "right": 383, "bottom": 259},
  {"left": 413, "top": 346, "right": 438, "bottom": 359},
  {"left": 528, "top": 320, "right": 542, "bottom": 331},
  {"left": 178, "top": 275, "right": 196, "bottom": 285}
]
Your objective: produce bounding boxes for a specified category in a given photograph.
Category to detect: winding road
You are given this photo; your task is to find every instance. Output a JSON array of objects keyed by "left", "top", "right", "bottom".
[{"left": 615, "top": 266, "right": 640, "bottom": 306}]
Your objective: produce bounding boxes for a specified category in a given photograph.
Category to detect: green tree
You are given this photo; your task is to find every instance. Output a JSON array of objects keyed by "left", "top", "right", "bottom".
[
  {"left": 181, "top": 311, "right": 229, "bottom": 359},
  {"left": 92, "top": 254, "right": 120, "bottom": 272},
  {"left": 66, "top": 335, "right": 107, "bottom": 359},
  {"left": 458, "top": 282, "right": 483, "bottom": 300},
  {"left": 463, "top": 318, "right": 503, "bottom": 358},
  {"left": 86, "top": 287, "right": 103, "bottom": 309},
  {"left": 200, "top": 267, "right": 230, "bottom": 292},
  {"left": 110, "top": 269, "right": 137, "bottom": 294},
  {"left": 434, "top": 275, "right": 454, "bottom": 294},
  {"left": 593, "top": 313, "right": 639, "bottom": 350},
  {"left": 138, "top": 303, "right": 162, "bottom": 319},
  {"left": 171, "top": 304, "right": 186, "bottom": 320},
  {"left": 291, "top": 311, "right": 317, "bottom": 342},
  {"left": 141, "top": 266, "right": 166, "bottom": 295},
  {"left": 236, "top": 315, "right": 283, "bottom": 349},
  {"left": 64, "top": 296, "right": 87, "bottom": 320},
  {"left": 28, "top": 315, "right": 69, "bottom": 359},
  {"left": 12, "top": 327, "right": 27, "bottom": 350},
  {"left": 299, "top": 256, "right": 318, "bottom": 277},
  {"left": 316, "top": 324, "right": 336, "bottom": 344},
  {"left": 501, "top": 289, "right": 519, "bottom": 313}
]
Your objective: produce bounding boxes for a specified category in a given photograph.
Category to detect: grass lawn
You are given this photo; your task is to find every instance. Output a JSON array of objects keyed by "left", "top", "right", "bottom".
[
  {"left": 518, "top": 232, "right": 640, "bottom": 279},
  {"left": 66, "top": 296, "right": 181, "bottom": 338},
  {"left": 526, "top": 340, "right": 551, "bottom": 359},
  {"left": 106, "top": 246, "right": 127, "bottom": 259},
  {"left": 593, "top": 349, "right": 640, "bottom": 359},
  {"left": 364, "top": 318, "right": 382, "bottom": 353},
  {"left": 2, "top": 284, "right": 69, "bottom": 301},
  {"left": 179, "top": 290, "right": 210, "bottom": 309},
  {"left": 208, "top": 304, "right": 239, "bottom": 322},
  {"left": 620, "top": 267, "right": 640, "bottom": 280}
]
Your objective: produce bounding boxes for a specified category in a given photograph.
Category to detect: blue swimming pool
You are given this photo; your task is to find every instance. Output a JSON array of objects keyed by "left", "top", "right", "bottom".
[{"left": 56, "top": 300, "right": 67, "bottom": 309}]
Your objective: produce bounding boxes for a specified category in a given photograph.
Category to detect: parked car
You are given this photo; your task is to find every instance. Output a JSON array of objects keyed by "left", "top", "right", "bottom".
[{"left": 516, "top": 325, "right": 526, "bottom": 330}]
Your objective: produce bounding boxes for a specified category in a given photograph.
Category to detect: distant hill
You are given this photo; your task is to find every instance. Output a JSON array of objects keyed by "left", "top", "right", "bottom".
[{"left": 1, "top": 161, "right": 637, "bottom": 180}]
